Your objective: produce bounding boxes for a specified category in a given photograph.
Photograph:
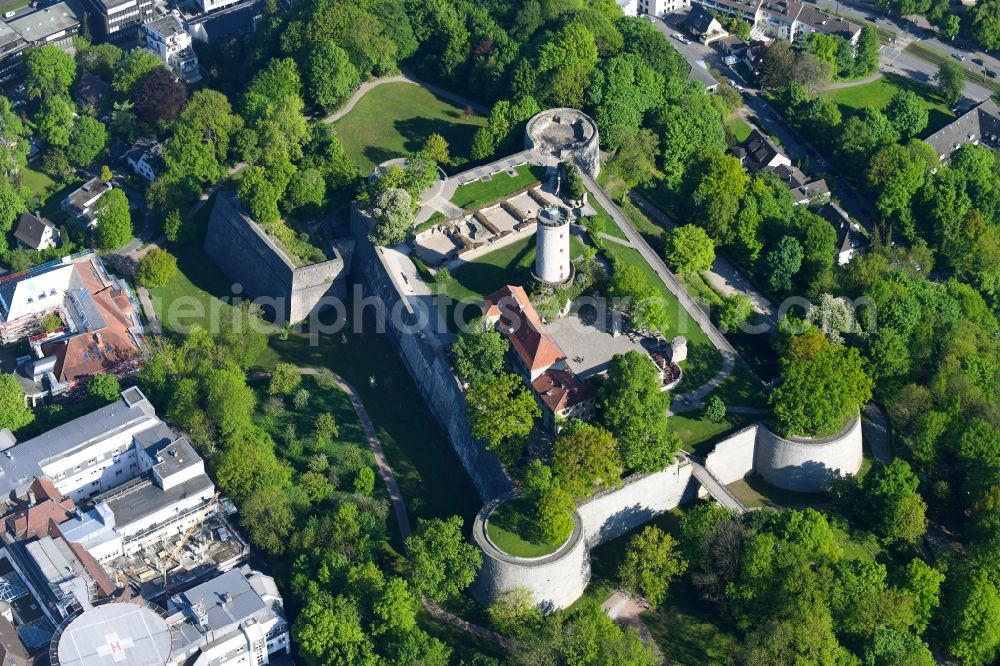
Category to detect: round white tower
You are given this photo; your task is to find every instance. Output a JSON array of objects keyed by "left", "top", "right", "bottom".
[{"left": 534, "top": 207, "right": 572, "bottom": 284}]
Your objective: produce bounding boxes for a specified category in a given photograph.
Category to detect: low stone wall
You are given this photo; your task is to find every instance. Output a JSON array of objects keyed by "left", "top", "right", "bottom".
[
  {"left": 755, "top": 415, "right": 863, "bottom": 493},
  {"left": 576, "top": 460, "right": 697, "bottom": 547},
  {"left": 704, "top": 425, "right": 758, "bottom": 485},
  {"left": 471, "top": 500, "right": 590, "bottom": 612},
  {"left": 350, "top": 210, "right": 512, "bottom": 502},
  {"left": 204, "top": 193, "right": 347, "bottom": 324}
]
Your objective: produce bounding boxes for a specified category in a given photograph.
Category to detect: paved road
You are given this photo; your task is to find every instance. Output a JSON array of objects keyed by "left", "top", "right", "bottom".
[
  {"left": 629, "top": 191, "right": 777, "bottom": 327},
  {"left": 802, "top": 0, "right": 999, "bottom": 97},
  {"left": 583, "top": 174, "right": 760, "bottom": 391},
  {"left": 862, "top": 402, "right": 892, "bottom": 464}
]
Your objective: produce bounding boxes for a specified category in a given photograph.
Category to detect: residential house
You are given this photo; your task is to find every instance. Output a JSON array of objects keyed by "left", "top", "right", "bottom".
[
  {"left": 74, "top": 70, "right": 111, "bottom": 109},
  {"left": 83, "top": 0, "right": 154, "bottom": 42},
  {"left": 124, "top": 138, "right": 165, "bottom": 182},
  {"left": 61, "top": 177, "right": 112, "bottom": 228},
  {"left": 13, "top": 212, "right": 59, "bottom": 251},
  {"left": 818, "top": 202, "right": 867, "bottom": 265},
  {"left": 688, "top": 60, "right": 720, "bottom": 92},
  {"left": 732, "top": 129, "right": 829, "bottom": 204},
  {"left": 184, "top": 0, "right": 263, "bottom": 43},
  {"left": 637, "top": 0, "right": 691, "bottom": 14},
  {"left": 0, "top": 0, "right": 84, "bottom": 86},
  {"left": 925, "top": 98, "right": 1000, "bottom": 162},
  {"left": 687, "top": 4, "right": 730, "bottom": 44},
  {"left": 0, "top": 251, "right": 145, "bottom": 400},
  {"left": 691, "top": 0, "right": 860, "bottom": 44},
  {"left": 483, "top": 285, "right": 596, "bottom": 430},
  {"left": 617, "top": 0, "right": 638, "bottom": 15},
  {"left": 143, "top": 12, "right": 201, "bottom": 83}
]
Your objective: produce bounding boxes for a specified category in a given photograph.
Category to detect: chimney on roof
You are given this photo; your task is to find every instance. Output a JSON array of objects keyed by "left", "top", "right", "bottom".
[{"left": 26, "top": 489, "right": 34, "bottom": 507}]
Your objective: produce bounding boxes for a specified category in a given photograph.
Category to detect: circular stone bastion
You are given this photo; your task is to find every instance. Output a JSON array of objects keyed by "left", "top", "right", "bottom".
[
  {"left": 754, "top": 414, "right": 863, "bottom": 493},
  {"left": 524, "top": 108, "right": 600, "bottom": 178},
  {"left": 470, "top": 498, "right": 590, "bottom": 612}
]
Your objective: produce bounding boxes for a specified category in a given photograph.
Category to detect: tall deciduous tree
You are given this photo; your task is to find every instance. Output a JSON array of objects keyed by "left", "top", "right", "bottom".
[
  {"left": 451, "top": 318, "right": 508, "bottom": 385},
  {"left": 305, "top": 42, "right": 360, "bottom": 109},
  {"left": 36, "top": 96, "right": 75, "bottom": 148},
  {"left": 599, "top": 351, "right": 677, "bottom": 472},
  {"left": 0, "top": 375, "right": 34, "bottom": 432},
  {"left": 24, "top": 46, "right": 76, "bottom": 99},
  {"left": 368, "top": 188, "right": 414, "bottom": 246},
  {"left": 112, "top": 49, "right": 162, "bottom": 95},
  {"left": 95, "top": 189, "right": 132, "bottom": 251},
  {"left": 552, "top": 424, "right": 622, "bottom": 498},
  {"left": 132, "top": 67, "right": 188, "bottom": 123},
  {"left": 465, "top": 371, "right": 539, "bottom": 464},
  {"left": 405, "top": 516, "right": 482, "bottom": 602},
  {"left": 937, "top": 60, "right": 965, "bottom": 106},
  {"left": 618, "top": 526, "right": 688, "bottom": 607},
  {"left": 884, "top": 90, "right": 930, "bottom": 141},
  {"left": 769, "top": 329, "right": 873, "bottom": 436},
  {"left": 666, "top": 224, "right": 715, "bottom": 276},
  {"left": 67, "top": 116, "right": 108, "bottom": 167}
]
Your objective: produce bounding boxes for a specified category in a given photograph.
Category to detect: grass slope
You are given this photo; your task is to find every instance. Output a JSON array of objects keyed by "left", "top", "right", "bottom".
[
  {"left": 333, "top": 82, "right": 487, "bottom": 175},
  {"left": 821, "top": 72, "right": 955, "bottom": 136}
]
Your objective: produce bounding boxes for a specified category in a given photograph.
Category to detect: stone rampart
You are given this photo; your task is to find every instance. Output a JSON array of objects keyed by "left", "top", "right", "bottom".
[
  {"left": 704, "top": 424, "right": 759, "bottom": 485},
  {"left": 471, "top": 500, "right": 590, "bottom": 612},
  {"left": 204, "top": 193, "right": 347, "bottom": 324},
  {"left": 575, "top": 460, "right": 697, "bottom": 547},
  {"left": 755, "top": 414, "right": 863, "bottom": 492},
  {"left": 350, "top": 208, "right": 512, "bottom": 502},
  {"left": 525, "top": 108, "right": 600, "bottom": 177}
]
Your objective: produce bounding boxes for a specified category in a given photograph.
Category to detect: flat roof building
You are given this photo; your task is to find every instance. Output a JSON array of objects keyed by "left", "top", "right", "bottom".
[
  {"left": 0, "top": 0, "right": 84, "bottom": 86},
  {"left": 82, "top": 0, "right": 154, "bottom": 42}
]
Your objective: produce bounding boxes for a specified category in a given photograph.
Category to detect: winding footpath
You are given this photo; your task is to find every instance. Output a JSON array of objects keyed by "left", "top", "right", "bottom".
[{"left": 291, "top": 369, "right": 513, "bottom": 650}]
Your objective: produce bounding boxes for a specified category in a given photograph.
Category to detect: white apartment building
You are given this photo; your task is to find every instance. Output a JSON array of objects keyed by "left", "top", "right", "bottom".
[
  {"left": 143, "top": 12, "right": 200, "bottom": 82},
  {"left": 638, "top": 0, "right": 691, "bottom": 15}
]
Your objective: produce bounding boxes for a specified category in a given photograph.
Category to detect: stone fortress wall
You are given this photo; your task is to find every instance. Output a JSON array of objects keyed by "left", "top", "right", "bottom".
[
  {"left": 347, "top": 103, "right": 863, "bottom": 610},
  {"left": 471, "top": 416, "right": 863, "bottom": 610},
  {"left": 350, "top": 209, "right": 513, "bottom": 502},
  {"left": 204, "top": 192, "right": 348, "bottom": 324}
]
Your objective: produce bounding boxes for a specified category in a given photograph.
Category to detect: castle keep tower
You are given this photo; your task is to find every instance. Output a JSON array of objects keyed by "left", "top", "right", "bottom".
[{"left": 534, "top": 207, "right": 571, "bottom": 285}]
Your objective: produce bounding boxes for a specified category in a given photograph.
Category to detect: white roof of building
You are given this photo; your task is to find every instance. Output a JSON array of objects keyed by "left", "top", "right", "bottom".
[
  {"left": 53, "top": 602, "right": 173, "bottom": 666},
  {"left": 0, "top": 388, "right": 157, "bottom": 500}
]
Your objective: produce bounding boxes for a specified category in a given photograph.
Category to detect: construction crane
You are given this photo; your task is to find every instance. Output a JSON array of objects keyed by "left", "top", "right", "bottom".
[{"left": 161, "top": 492, "right": 221, "bottom": 593}]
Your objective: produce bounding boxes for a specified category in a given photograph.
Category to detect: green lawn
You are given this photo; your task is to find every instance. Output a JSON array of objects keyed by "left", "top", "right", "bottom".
[
  {"left": 583, "top": 192, "right": 628, "bottom": 240},
  {"left": 450, "top": 164, "right": 547, "bottom": 210},
  {"left": 333, "top": 82, "right": 487, "bottom": 175},
  {"left": 18, "top": 166, "right": 56, "bottom": 201},
  {"left": 821, "top": 73, "right": 955, "bottom": 136},
  {"left": 486, "top": 497, "right": 565, "bottom": 558},
  {"left": 598, "top": 241, "right": 722, "bottom": 393},
  {"left": 726, "top": 116, "right": 752, "bottom": 142},
  {"left": 439, "top": 234, "right": 585, "bottom": 303}
]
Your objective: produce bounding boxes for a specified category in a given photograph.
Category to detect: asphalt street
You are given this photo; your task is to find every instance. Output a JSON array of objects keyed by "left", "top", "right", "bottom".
[{"left": 650, "top": 13, "right": 878, "bottom": 229}]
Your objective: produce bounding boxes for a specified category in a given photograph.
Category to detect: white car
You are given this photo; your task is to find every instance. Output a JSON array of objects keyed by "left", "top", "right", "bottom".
[
  {"left": 735, "top": 84, "right": 745, "bottom": 93},
  {"left": 671, "top": 33, "right": 684, "bottom": 41},
  {"left": 681, "top": 37, "right": 692, "bottom": 44}
]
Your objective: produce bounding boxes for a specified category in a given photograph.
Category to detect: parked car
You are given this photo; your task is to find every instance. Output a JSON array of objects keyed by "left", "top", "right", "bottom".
[
  {"left": 671, "top": 33, "right": 684, "bottom": 41},
  {"left": 973, "top": 57, "right": 984, "bottom": 65},
  {"left": 953, "top": 52, "right": 966, "bottom": 61},
  {"left": 988, "top": 69, "right": 997, "bottom": 78},
  {"left": 735, "top": 84, "right": 745, "bottom": 93}
]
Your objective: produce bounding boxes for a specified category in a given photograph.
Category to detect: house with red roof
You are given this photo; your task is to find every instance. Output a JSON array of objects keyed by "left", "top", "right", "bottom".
[{"left": 483, "top": 286, "right": 595, "bottom": 430}]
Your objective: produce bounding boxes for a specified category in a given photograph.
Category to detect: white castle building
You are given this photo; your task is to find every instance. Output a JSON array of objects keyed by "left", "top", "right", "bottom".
[{"left": 533, "top": 207, "right": 572, "bottom": 285}]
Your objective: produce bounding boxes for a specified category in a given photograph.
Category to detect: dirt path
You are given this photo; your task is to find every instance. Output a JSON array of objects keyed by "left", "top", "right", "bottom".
[
  {"left": 323, "top": 71, "right": 489, "bottom": 124},
  {"left": 601, "top": 590, "right": 664, "bottom": 662},
  {"left": 278, "top": 368, "right": 511, "bottom": 649}
]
